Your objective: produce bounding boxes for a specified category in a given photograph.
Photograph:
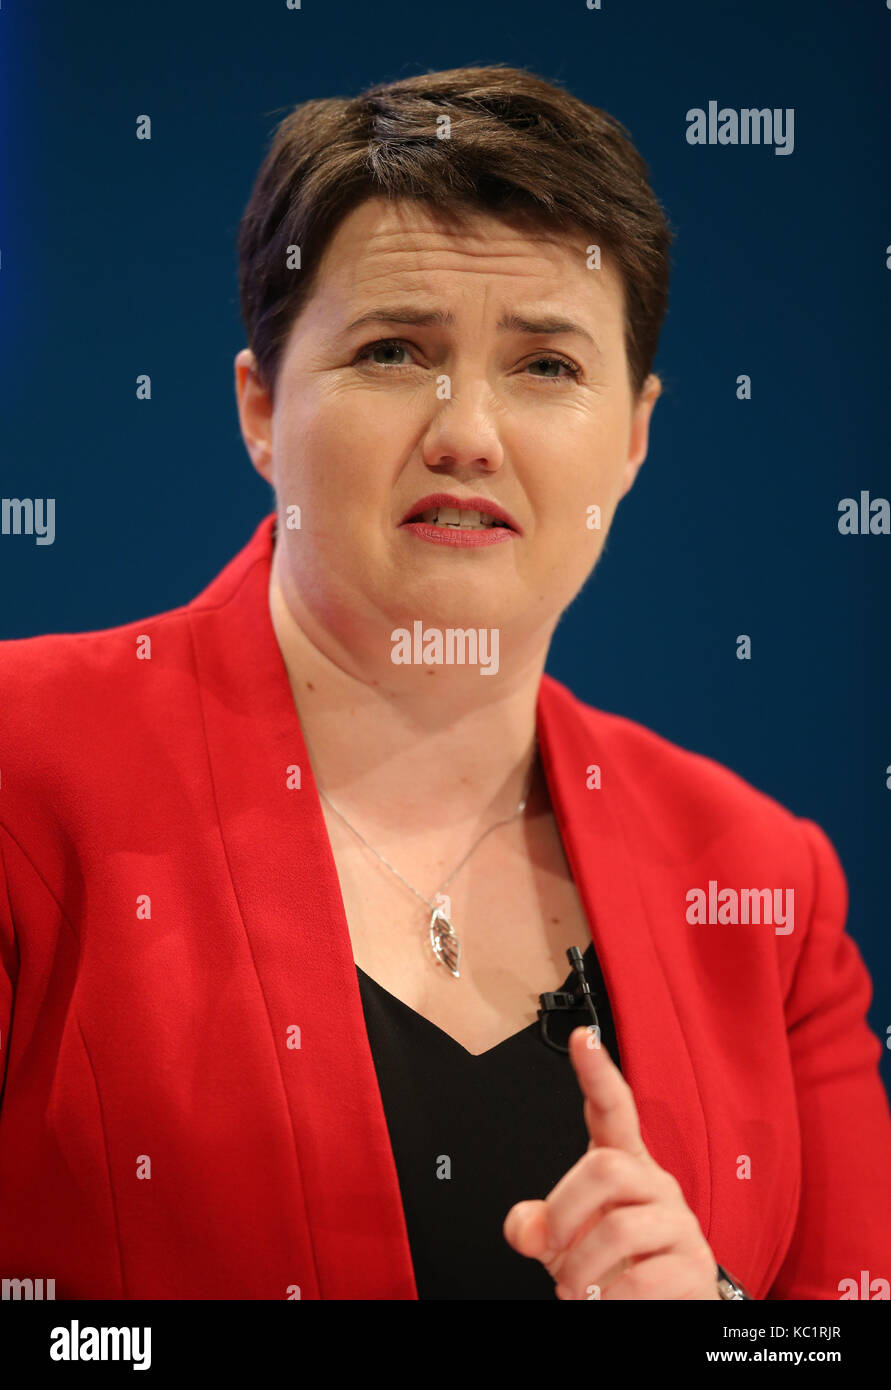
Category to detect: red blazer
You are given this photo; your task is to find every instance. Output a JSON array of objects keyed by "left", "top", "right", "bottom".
[{"left": 1, "top": 512, "right": 890, "bottom": 1301}]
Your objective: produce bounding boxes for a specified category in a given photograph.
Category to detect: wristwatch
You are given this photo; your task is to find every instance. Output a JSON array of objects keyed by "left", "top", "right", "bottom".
[{"left": 716, "top": 1263, "right": 752, "bottom": 1300}]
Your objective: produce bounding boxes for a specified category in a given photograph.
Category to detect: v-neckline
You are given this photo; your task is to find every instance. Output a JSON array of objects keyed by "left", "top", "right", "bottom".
[{"left": 355, "top": 942, "right": 596, "bottom": 1059}]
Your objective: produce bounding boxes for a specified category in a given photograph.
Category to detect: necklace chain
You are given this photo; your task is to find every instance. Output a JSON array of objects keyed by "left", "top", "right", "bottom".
[
  {"left": 318, "top": 741, "right": 537, "bottom": 911},
  {"left": 315, "top": 739, "right": 538, "bottom": 977}
]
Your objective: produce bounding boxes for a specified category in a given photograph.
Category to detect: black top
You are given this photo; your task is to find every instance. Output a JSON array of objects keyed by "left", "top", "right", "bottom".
[{"left": 356, "top": 941, "right": 621, "bottom": 1299}]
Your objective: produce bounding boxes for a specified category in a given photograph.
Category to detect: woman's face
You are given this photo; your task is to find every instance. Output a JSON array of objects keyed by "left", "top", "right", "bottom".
[{"left": 235, "top": 195, "right": 661, "bottom": 668}]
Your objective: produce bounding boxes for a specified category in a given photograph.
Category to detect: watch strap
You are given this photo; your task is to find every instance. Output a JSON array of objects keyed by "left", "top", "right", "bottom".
[{"left": 716, "top": 1263, "right": 752, "bottom": 1299}]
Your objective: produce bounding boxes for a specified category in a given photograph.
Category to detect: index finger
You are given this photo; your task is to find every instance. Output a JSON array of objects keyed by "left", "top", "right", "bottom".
[{"left": 568, "top": 1026, "right": 648, "bottom": 1159}]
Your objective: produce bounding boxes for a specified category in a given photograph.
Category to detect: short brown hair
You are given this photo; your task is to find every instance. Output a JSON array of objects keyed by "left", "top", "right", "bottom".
[{"left": 237, "top": 64, "right": 673, "bottom": 400}]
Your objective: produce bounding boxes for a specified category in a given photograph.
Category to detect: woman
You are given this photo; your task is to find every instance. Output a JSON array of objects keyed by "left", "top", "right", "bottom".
[{"left": 1, "top": 64, "right": 890, "bottom": 1302}]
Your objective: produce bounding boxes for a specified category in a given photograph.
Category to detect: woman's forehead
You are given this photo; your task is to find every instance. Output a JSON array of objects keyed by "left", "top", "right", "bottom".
[
  {"left": 319, "top": 195, "right": 600, "bottom": 272},
  {"left": 304, "top": 200, "right": 623, "bottom": 329}
]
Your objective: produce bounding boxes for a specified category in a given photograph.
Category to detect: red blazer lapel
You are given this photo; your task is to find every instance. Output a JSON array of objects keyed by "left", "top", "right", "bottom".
[
  {"left": 535, "top": 677, "right": 712, "bottom": 1240},
  {"left": 188, "top": 514, "right": 417, "bottom": 1299}
]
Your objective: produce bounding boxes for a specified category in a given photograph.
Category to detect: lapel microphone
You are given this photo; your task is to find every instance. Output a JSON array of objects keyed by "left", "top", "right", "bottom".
[{"left": 537, "top": 946, "right": 601, "bottom": 1051}]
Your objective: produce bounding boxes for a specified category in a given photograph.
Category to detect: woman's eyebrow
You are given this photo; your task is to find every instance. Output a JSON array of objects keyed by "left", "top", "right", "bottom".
[
  {"left": 500, "top": 312, "right": 600, "bottom": 352},
  {"left": 340, "top": 305, "right": 601, "bottom": 353}
]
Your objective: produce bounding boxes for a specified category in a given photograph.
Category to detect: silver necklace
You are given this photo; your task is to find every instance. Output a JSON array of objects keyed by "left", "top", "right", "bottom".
[{"left": 317, "top": 741, "right": 538, "bottom": 979}]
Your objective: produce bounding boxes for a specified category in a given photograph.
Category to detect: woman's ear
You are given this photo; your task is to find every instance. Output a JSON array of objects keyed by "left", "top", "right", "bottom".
[
  {"left": 618, "top": 373, "right": 662, "bottom": 500},
  {"left": 234, "top": 348, "right": 274, "bottom": 482}
]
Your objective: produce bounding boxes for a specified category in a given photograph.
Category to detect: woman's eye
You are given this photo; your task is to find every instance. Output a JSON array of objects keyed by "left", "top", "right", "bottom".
[
  {"left": 353, "top": 340, "right": 581, "bottom": 381},
  {"left": 355, "top": 339, "right": 416, "bottom": 368},
  {"left": 526, "top": 356, "right": 581, "bottom": 382}
]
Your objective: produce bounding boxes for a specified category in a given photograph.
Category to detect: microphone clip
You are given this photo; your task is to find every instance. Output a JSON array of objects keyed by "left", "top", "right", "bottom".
[{"left": 537, "top": 946, "right": 602, "bottom": 1053}]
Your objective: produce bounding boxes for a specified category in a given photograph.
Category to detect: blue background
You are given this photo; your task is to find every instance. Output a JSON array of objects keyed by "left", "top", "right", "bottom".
[{"left": 1, "top": 1, "right": 889, "bottom": 1080}]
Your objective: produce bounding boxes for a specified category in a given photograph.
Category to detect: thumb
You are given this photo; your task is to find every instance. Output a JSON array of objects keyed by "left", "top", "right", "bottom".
[{"left": 503, "top": 1199, "right": 552, "bottom": 1260}]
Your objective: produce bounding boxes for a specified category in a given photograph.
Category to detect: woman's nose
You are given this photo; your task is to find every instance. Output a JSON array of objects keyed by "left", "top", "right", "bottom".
[{"left": 420, "top": 376, "right": 505, "bottom": 473}]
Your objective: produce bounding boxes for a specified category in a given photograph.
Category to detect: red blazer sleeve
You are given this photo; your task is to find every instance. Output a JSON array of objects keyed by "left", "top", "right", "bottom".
[
  {"left": 0, "top": 825, "right": 17, "bottom": 1103},
  {"left": 766, "top": 818, "right": 891, "bottom": 1299}
]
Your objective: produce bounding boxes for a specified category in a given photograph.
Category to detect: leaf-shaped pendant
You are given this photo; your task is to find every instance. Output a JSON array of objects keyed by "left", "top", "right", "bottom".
[{"left": 429, "top": 906, "right": 461, "bottom": 978}]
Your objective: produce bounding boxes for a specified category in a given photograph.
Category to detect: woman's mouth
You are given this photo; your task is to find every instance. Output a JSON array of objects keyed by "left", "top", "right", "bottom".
[
  {"left": 411, "top": 506, "right": 510, "bottom": 530},
  {"left": 399, "top": 508, "right": 517, "bottom": 548}
]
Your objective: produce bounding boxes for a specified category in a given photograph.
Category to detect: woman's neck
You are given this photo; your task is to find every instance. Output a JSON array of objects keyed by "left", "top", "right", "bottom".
[{"left": 268, "top": 566, "right": 550, "bottom": 837}]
